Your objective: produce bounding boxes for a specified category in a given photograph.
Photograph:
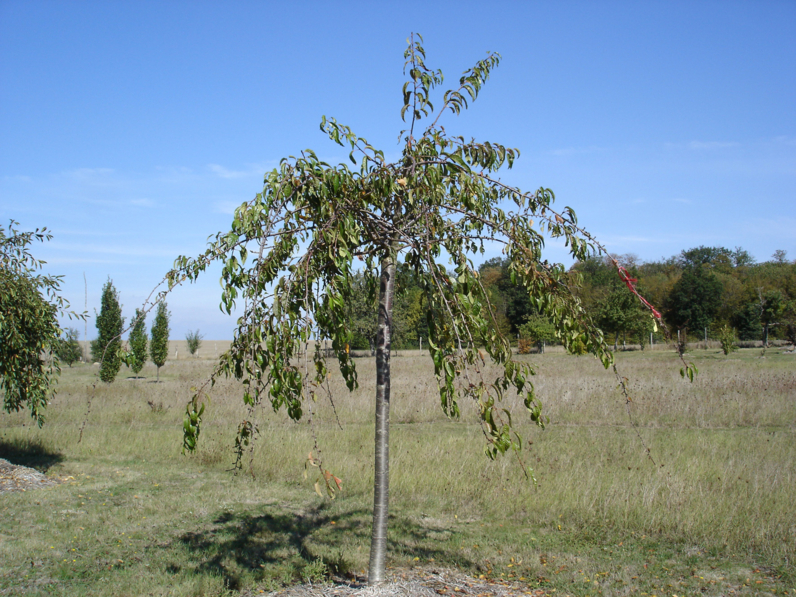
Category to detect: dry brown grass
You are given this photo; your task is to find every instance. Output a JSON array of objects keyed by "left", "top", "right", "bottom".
[{"left": 1, "top": 347, "right": 794, "bottom": 596}]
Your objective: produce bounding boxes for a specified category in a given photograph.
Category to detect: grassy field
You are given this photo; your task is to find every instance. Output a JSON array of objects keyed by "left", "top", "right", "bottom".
[{"left": 1, "top": 346, "right": 794, "bottom": 596}]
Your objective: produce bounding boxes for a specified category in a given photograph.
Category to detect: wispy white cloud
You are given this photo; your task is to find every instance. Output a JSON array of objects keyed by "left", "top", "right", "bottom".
[
  {"left": 671, "top": 197, "right": 691, "bottom": 204},
  {"left": 47, "top": 241, "right": 188, "bottom": 259},
  {"left": 214, "top": 200, "right": 242, "bottom": 215},
  {"left": 772, "top": 135, "right": 796, "bottom": 147},
  {"left": 42, "top": 256, "right": 142, "bottom": 265},
  {"left": 208, "top": 163, "right": 266, "bottom": 179},
  {"left": 64, "top": 167, "right": 115, "bottom": 179},
  {"left": 155, "top": 165, "right": 193, "bottom": 174},
  {"left": 150, "top": 166, "right": 190, "bottom": 184},
  {"left": 747, "top": 216, "right": 796, "bottom": 240},
  {"left": 130, "top": 198, "right": 154, "bottom": 207},
  {"left": 687, "top": 141, "right": 740, "bottom": 150},
  {"left": 604, "top": 235, "right": 657, "bottom": 243},
  {"left": 52, "top": 229, "right": 132, "bottom": 237},
  {"left": 549, "top": 146, "right": 607, "bottom": 157}
]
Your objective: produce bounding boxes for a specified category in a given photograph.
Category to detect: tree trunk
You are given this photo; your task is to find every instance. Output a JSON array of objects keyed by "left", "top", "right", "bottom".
[{"left": 368, "top": 249, "right": 396, "bottom": 585}]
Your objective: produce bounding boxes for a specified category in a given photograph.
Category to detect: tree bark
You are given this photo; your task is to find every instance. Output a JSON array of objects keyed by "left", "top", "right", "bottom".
[{"left": 368, "top": 248, "right": 396, "bottom": 585}]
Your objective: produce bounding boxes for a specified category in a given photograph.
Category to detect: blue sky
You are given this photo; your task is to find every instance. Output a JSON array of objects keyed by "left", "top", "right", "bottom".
[{"left": 1, "top": 1, "right": 794, "bottom": 340}]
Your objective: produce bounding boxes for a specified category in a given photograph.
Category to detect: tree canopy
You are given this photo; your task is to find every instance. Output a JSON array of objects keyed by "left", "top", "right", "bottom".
[
  {"left": 162, "top": 34, "right": 671, "bottom": 585},
  {"left": 95, "top": 279, "right": 124, "bottom": 383},
  {"left": 1, "top": 221, "right": 83, "bottom": 425},
  {"left": 128, "top": 309, "right": 148, "bottom": 376},
  {"left": 565, "top": 248, "right": 795, "bottom": 345},
  {"left": 150, "top": 302, "right": 170, "bottom": 381}
]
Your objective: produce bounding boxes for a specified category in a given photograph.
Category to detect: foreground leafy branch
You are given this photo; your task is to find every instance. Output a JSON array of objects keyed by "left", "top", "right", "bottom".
[{"left": 1, "top": 221, "right": 85, "bottom": 425}]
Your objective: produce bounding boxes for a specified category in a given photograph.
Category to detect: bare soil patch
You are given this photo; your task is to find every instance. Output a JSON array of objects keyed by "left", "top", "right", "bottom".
[{"left": 257, "top": 567, "right": 547, "bottom": 597}]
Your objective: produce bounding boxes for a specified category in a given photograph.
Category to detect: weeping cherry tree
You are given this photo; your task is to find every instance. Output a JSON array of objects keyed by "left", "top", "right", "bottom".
[{"left": 168, "top": 34, "right": 674, "bottom": 585}]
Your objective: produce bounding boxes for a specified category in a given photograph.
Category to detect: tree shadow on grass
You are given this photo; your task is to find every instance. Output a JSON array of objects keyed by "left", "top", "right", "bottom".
[
  {"left": 0, "top": 436, "right": 64, "bottom": 472},
  {"left": 169, "top": 501, "right": 475, "bottom": 591}
]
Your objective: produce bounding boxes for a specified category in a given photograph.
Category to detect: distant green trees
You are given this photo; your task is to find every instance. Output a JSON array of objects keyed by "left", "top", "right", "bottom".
[
  {"left": 337, "top": 246, "right": 794, "bottom": 352},
  {"left": 572, "top": 247, "right": 795, "bottom": 348},
  {"left": 759, "top": 290, "right": 786, "bottom": 347},
  {"left": 572, "top": 255, "right": 652, "bottom": 350},
  {"left": 596, "top": 289, "right": 652, "bottom": 350},
  {"left": 150, "top": 302, "right": 170, "bottom": 381},
  {"left": 665, "top": 265, "right": 723, "bottom": 334},
  {"left": 94, "top": 279, "right": 124, "bottom": 383},
  {"left": 478, "top": 257, "right": 533, "bottom": 337},
  {"left": 346, "top": 273, "right": 379, "bottom": 352},
  {"left": 344, "top": 265, "right": 432, "bottom": 352},
  {"left": 518, "top": 315, "right": 555, "bottom": 353}
]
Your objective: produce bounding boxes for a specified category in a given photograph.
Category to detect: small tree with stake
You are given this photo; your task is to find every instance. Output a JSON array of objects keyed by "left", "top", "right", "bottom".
[
  {"left": 150, "top": 302, "right": 170, "bottom": 382},
  {"left": 185, "top": 329, "right": 203, "bottom": 356},
  {"left": 166, "top": 34, "right": 691, "bottom": 585},
  {"left": 128, "top": 309, "right": 148, "bottom": 377}
]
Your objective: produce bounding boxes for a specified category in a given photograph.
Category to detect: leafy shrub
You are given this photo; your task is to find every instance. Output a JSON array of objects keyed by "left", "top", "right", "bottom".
[
  {"left": 518, "top": 315, "right": 555, "bottom": 354},
  {"left": 717, "top": 324, "right": 738, "bottom": 355},
  {"left": 185, "top": 329, "right": 204, "bottom": 356},
  {"left": 518, "top": 338, "right": 533, "bottom": 354},
  {"left": 55, "top": 327, "right": 82, "bottom": 367}
]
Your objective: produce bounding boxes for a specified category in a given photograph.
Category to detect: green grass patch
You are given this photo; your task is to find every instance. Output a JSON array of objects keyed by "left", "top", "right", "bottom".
[{"left": 1, "top": 349, "right": 794, "bottom": 595}]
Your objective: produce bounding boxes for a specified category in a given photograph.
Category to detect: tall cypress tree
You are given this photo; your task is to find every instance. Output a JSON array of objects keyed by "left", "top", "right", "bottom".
[
  {"left": 95, "top": 278, "right": 123, "bottom": 383},
  {"left": 128, "top": 308, "right": 147, "bottom": 377},
  {"left": 150, "top": 302, "right": 170, "bottom": 382}
]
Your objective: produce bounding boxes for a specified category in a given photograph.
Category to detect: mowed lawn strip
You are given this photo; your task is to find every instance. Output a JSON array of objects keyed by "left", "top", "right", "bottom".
[{"left": 1, "top": 348, "right": 793, "bottom": 596}]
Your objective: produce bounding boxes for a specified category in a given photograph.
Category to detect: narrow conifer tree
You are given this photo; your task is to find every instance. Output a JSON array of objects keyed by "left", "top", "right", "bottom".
[
  {"left": 95, "top": 279, "right": 123, "bottom": 383},
  {"left": 128, "top": 308, "right": 148, "bottom": 377},
  {"left": 150, "top": 302, "right": 170, "bottom": 382}
]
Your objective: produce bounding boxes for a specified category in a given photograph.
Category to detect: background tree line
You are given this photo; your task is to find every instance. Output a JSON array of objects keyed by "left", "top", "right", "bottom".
[{"left": 343, "top": 246, "right": 796, "bottom": 352}]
